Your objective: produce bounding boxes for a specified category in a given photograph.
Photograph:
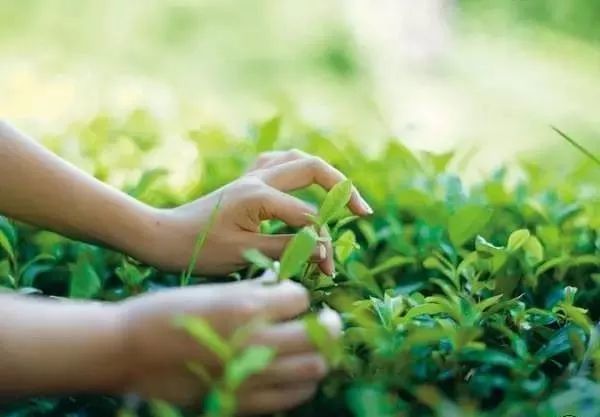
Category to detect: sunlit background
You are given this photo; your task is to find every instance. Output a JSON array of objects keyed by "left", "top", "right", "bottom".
[{"left": 1, "top": 0, "right": 598, "bottom": 184}]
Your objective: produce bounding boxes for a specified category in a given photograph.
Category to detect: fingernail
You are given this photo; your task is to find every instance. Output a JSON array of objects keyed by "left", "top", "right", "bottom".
[
  {"left": 312, "top": 244, "right": 327, "bottom": 261},
  {"left": 319, "top": 244, "right": 327, "bottom": 260},
  {"left": 358, "top": 194, "right": 373, "bottom": 215}
]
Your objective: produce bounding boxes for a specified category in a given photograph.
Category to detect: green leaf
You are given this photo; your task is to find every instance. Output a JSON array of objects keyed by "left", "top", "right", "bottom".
[
  {"left": 507, "top": 229, "right": 531, "bottom": 252},
  {"left": 69, "top": 256, "right": 101, "bottom": 299},
  {"left": 404, "top": 303, "right": 449, "bottom": 320},
  {"left": 332, "top": 215, "right": 360, "bottom": 235},
  {"left": 475, "top": 235, "right": 504, "bottom": 257},
  {"left": 174, "top": 315, "right": 232, "bottom": 362},
  {"left": 0, "top": 229, "right": 15, "bottom": 262},
  {"left": 448, "top": 205, "right": 492, "bottom": 248},
  {"left": 458, "top": 348, "right": 518, "bottom": 368},
  {"left": 149, "top": 400, "right": 183, "bottom": 417},
  {"left": 304, "top": 312, "right": 343, "bottom": 366},
  {"left": 279, "top": 227, "right": 318, "bottom": 280},
  {"left": 535, "top": 325, "right": 586, "bottom": 363},
  {"left": 115, "top": 261, "right": 151, "bottom": 288},
  {"left": 255, "top": 115, "right": 281, "bottom": 152},
  {"left": 180, "top": 195, "right": 222, "bottom": 286},
  {"left": 224, "top": 346, "right": 275, "bottom": 390},
  {"left": 335, "top": 230, "right": 358, "bottom": 263},
  {"left": 370, "top": 256, "right": 415, "bottom": 276},
  {"left": 318, "top": 179, "right": 353, "bottom": 226},
  {"left": 476, "top": 294, "right": 504, "bottom": 312},
  {"left": 558, "top": 304, "right": 593, "bottom": 334},
  {"left": 551, "top": 126, "right": 600, "bottom": 167},
  {"left": 243, "top": 249, "right": 274, "bottom": 270},
  {"left": 523, "top": 235, "right": 544, "bottom": 265}
]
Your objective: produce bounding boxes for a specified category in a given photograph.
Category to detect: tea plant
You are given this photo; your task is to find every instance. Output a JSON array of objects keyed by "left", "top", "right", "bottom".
[{"left": 0, "top": 112, "right": 598, "bottom": 417}]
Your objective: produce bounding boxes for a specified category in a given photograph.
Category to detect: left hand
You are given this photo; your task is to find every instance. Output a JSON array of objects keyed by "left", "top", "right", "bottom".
[{"left": 139, "top": 150, "right": 372, "bottom": 276}]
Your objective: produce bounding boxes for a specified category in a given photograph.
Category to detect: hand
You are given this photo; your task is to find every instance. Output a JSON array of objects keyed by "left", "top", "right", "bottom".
[
  {"left": 143, "top": 150, "right": 372, "bottom": 275},
  {"left": 118, "top": 273, "right": 342, "bottom": 414}
]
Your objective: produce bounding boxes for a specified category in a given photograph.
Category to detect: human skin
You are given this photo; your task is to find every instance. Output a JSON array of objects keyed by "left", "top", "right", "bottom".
[{"left": 0, "top": 120, "right": 370, "bottom": 413}]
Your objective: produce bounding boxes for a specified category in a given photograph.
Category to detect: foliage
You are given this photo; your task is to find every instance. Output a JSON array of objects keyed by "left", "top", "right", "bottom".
[{"left": 0, "top": 112, "right": 599, "bottom": 417}]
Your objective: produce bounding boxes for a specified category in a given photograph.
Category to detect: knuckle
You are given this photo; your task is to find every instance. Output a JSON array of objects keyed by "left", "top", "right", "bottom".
[
  {"left": 281, "top": 281, "right": 310, "bottom": 310},
  {"left": 305, "top": 156, "right": 324, "bottom": 170},
  {"left": 303, "top": 356, "right": 328, "bottom": 379},
  {"left": 233, "top": 298, "right": 262, "bottom": 320},
  {"left": 288, "top": 148, "right": 306, "bottom": 159}
]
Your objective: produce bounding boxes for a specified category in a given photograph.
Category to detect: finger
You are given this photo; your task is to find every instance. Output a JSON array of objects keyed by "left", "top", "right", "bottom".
[
  {"left": 253, "top": 279, "right": 310, "bottom": 322},
  {"left": 249, "top": 234, "right": 326, "bottom": 263},
  {"left": 238, "top": 383, "right": 318, "bottom": 415},
  {"left": 246, "top": 307, "right": 343, "bottom": 355},
  {"left": 318, "top": 227, "right": 335, "bottom": 276},
  {"left": 258, "top": 158, "right": 373, "bottom": 216},
  {"left": 248, "top": 149, "right": 308, "bottom": 172},
  {"left": 248, "top": 151, "right": 286, "bottom": 171},
  {"left": 259, "top": 187, "right": 317, "bottom": 227},
  {"left": 245, "top": 353, "right": 327, "bottom": 388}
]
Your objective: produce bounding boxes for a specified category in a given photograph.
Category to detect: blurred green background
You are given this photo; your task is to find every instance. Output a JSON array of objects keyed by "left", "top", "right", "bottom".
[{"left": 0, "top": 0, "right": 598, "bottom": 182}]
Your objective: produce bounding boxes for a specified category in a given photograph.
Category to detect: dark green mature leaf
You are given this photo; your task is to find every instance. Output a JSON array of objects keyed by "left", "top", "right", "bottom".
[
  {"left": 279, "top": 227, "right": 318, "bottom": 280},
  {"left": 346, "top": 384, "right": 396, "bottom": 417},
  {"left": 371, "top": 256, "right": 415, "bottom": 276},
  {"left": 448, "top": 205, "right": 492, "bottom": 248},
  {"left": 0, "top": 229, "right": 15, "bottom": 261},
  {"left": 536, "top": 326, "right": 586, "bottom": 363},
  {"left": 318, "top": 179, "right": 353, "bottom": 226},
  {"left": 458, "top": 348, "right": 518, "bottom": 368}
]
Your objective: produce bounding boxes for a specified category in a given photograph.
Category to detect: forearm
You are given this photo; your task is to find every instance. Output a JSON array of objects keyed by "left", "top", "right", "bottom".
[
  {"left": 0, "top": 120, "right": 158, "bottom": 259},
  {"left": 0, "top": 296, "right": 126, "bottom": 397}
]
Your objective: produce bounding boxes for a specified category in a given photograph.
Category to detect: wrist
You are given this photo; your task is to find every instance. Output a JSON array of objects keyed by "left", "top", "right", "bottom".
[
  {"left": 113, "top": 202, "right": 169, "bottom": 266},
  {"left": 89, "top": 302, "right": 131, "bottom": 395}
]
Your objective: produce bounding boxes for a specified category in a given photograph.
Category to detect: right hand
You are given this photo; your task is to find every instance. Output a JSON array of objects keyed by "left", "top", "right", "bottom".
[
  {"left": 139, "top": 150, "right": 372, "bottom": 277},
  {"left": 116, "top": 273, "right": 341, "bottom": 415}
]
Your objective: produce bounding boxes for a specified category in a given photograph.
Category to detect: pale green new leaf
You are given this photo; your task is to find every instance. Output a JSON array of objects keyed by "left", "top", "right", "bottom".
[
  {"left": 279, "top": 227, "right": 318, "bottom": 280},
  {"left": 523, "top": 235, "right": 545, "bottom": 265},
  {"left": 174, "top": 315, "right": 232, "bottom": 362},
  {"left": 507, "top": 229, "right": 531, "bottom": 252},
  {"left": 335, "top": 230, "right": 358, "bottom": 263},
  {"left": 243, "top": 249, "right": 274, "bottom": 271},
  {"left": 224, "top": 345, "right": 275, "bottom": 390},
  {"left": 304, "top": 312, "right": 343, "bottom": 366},
  {"left": 256, "top": 115, "right": 281, "bottom": 152},
  {"left": 149, "top": 400, "right": 183, "bottom": 417},
  {"left": 318, "top": 179, "right": 353, "bottom": 226}
]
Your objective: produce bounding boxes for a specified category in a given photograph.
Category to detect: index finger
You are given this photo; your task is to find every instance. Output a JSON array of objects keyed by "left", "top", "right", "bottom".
[
  {"left": 253, "top": 276, "right": 310, "bottom": 322},
  {"left": 257, "top": 157, "right": 372, "bottom": 216}
]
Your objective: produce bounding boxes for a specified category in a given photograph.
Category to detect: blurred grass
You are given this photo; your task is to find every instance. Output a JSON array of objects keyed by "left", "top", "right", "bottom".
[{"left": 0, "top": 0, "right": 598, "bottom": 177}]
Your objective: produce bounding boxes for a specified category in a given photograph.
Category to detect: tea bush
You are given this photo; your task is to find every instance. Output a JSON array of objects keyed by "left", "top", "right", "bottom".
[{"left": 0, "top": 112, "right": 599, "bottom": 417}]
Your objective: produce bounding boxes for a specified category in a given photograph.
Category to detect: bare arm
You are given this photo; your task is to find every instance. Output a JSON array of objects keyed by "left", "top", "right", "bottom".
[
  {"left": 0, "top": 120, "right": 157, "bottom": 260},
  {"left": 0, "top": 278, "right": 342, "bottom": 414},
  {"left": 0, "top": 296, "right": 123, "bottom": 398},
  {"left": 0, "top": 120, "right": 371, "bottom": 275}
]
